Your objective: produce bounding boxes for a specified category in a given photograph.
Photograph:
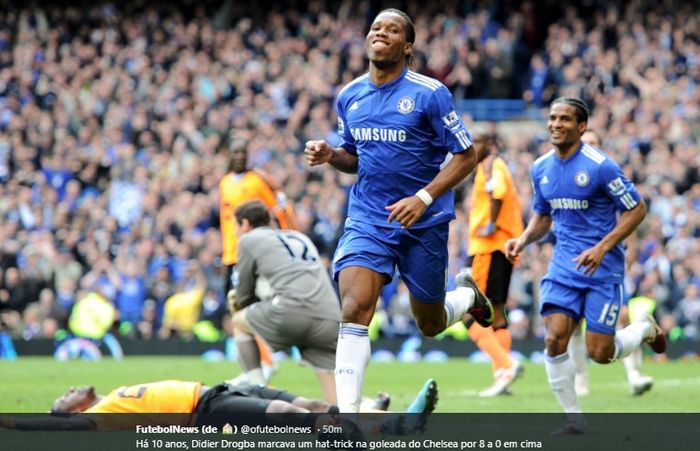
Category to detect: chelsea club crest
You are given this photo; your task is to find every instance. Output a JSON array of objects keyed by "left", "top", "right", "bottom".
[
  {"left": 397, "top": 96, "right": 415, "bottom": 114},
  {"left": 575, "top": 170, "right": 590, "bottom": 187}
]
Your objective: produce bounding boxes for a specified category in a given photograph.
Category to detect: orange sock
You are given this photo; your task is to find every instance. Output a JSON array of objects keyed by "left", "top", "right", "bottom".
[
  {"left": 469, "top": 323, "right": 512, "bottom": 374},
  {"left": 494, "top": 327, "right": 512, "bottom": 353},
  {"left": 255, "top": 335, "right": 274, "bottom": 367}
]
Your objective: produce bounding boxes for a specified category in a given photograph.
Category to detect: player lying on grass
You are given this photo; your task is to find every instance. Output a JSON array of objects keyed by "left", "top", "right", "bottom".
[{"left": 0, "top": 379, "right": 438, "bottom": 436}]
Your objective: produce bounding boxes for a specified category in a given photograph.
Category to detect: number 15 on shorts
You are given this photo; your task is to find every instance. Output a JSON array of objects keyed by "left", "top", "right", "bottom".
[{"left": 597, "top": 302, "right": 620, "bottom": 327}]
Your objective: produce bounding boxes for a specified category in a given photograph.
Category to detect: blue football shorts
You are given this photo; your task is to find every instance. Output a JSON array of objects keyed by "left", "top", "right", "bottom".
[
  {"left": 332, "top": 218, "right": 449, "bottom": 303},
  {"left": 540, "top": 277, "right": 625, "bottom": 335}
]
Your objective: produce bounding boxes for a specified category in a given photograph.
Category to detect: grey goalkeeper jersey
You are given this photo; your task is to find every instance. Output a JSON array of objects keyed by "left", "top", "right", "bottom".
[{"left": 234, "top": 227, "right": 341, "bottom": 321}]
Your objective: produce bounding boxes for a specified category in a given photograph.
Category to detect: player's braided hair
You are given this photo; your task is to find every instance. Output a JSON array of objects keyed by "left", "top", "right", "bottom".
[
  {"left": 378, "top": 8, "right": 416, "bottom": 68},
  {"left": 552, "top": 97, "right": 590, "bottom": 123}
]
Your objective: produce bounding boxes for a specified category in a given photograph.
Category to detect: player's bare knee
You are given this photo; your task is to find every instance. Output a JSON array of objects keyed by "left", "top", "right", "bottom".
[
  {"left": 544, "top": 333, "right": 568, "bottom": 356},
  {"left": 340, "top": 297, "right": 373, "bottom": 324},
  {"left": 266, "top": 400, "right": 307, "bottom": 414},
  {"left": 588, "top": 344, "right": 615, "bottom": 364},
  {"left": 293, "top": 397, "right": 331, "bottom": 413},
  {"left": 231, "top": 311, "right": 248, "bottom": 333},
  {"left": 588, "top": 349, "right": 614, "bottom": 364},
  {"left": 416, "top": 319, "right": 443, "bottom": 337}
]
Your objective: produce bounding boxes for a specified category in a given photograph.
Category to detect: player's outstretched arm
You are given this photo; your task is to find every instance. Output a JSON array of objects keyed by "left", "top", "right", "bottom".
[
  {"left": 573, "top": 200, "right": 646, "bottom": 276},
  {"left": 304, "top": 140, "right": 358, "bottom": 173},
  {"left": 504, "top": 212, "right": 552, "bottom": 263}
]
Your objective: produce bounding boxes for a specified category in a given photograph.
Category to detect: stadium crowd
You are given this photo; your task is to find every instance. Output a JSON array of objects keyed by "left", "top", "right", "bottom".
[{"left": 0, "top": 0, "right": 698, "bottom": 346}]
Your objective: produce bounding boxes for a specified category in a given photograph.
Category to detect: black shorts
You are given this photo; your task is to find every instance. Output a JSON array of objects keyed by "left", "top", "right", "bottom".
[
  {"left": 196, "top": 383, "right": 297, "bottom": 415},
  {"left": 470, "top": 250, "right": 513, "bottom": 304}
]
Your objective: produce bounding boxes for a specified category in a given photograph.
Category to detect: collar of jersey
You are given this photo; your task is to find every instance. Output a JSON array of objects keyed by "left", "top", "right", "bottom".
[
  {"left": 555, "top": 141, "right": 584, "bottom": 163},
  {"left": 368, "top": 67, "right": 408, "bottom": 90}
]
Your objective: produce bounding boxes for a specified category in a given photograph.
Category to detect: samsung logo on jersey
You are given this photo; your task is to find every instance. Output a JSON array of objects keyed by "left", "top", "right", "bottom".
[
  {"left": 350, "top": 128, "right": 406, "bottom": 142},
  {"left": 549, "top": 198, "right": 589, "bottom": 210}
]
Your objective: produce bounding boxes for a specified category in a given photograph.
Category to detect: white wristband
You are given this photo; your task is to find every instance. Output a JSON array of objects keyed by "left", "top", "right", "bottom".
[{"left": 415, "top": 188, "right": 433, "bottom": 206}]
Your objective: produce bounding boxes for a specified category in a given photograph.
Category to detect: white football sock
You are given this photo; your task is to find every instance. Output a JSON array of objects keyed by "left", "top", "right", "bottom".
[
  {"left": 622, "top": 346, "right": 643, "bottom": 381},
  {"left": 444, "top": 287, "right": 475, "bottom": 326},
  {"left": 335, "top": 323, "right": 370, "bottom": 413},
  {"left": 567, "top": 328, "right": 589, "bottom": 378},
  {"left": 613, "top": 321, "right": 651, "bottom": 360},
  {"left": 225, "top": 368, "right": 265, "bottom": 386},
  {"left": 243, "top": 368, "right": 265, "bottom": 385},
  {"left": 545, "top": 351, "right": 582, "bottom": 414}
]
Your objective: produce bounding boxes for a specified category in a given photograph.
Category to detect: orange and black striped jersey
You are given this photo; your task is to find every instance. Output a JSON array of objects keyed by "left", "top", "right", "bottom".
[
  {"left": 85, "top": 380, "right": 203, "bottom": 414},
  {"left": 219, "top": 169, "right": 298, "bottom": 265},
  {"left": 468, "top": 155, "right": 524, "bottom": 255},
  {"left": 83, "top": 380, "right": 203, "bottom": 430}
]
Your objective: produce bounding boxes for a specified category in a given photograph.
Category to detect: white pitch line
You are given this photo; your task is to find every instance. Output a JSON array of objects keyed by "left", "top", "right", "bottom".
[
  {"left": 453, "top": 389, "right": 480, "bottom": 397},
  {"left": 448, "top": 377, "right": 700, "bottom": 397},
  {"left": 646, "top": 377, "right": 700, "bottom": 387},
  {"left": 595, "top": 376, "right": 700, "bottom": 389}
]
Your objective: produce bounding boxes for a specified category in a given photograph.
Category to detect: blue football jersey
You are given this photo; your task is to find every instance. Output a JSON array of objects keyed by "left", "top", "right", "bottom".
[
  {"left": 531, "top": 142, "right": 641, "bottom": 283},
  {"left": 336, "top": 68, "right": 472, "bottom": 229}
]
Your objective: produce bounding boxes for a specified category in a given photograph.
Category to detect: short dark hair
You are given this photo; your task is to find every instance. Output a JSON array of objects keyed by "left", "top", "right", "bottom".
[
  {"left": 228, "top": 138, "right": 248, "bottom": 153},
  {"left": 377, "top": 8, "right": 415, "bottom": 68},
  {"left": 235, "top": 200, "right": 271, "bottom": 228},
  {"left": 582, "top": 129, "right": 602, "bottom": 146},
  {"left": 472, "top": 131, "right": 495, "bottom": 143},
  {"left": 552, "top": 97, "right": 589, "bottom": 123}
]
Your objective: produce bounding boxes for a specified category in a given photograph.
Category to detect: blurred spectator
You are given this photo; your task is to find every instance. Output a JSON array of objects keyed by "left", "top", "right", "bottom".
[
  {"left": 675, "top": 284, "right": 700, "bottom": 340},
  {"left": 160, "top": 260, "right": 207, "bottom": 339},
  {"left": 522, "top": 53, "right": 556, "bottom": 107},
  {"left": 79, "top": 257, "right": 119, "bottom": 304},
  {"left": 136, "top": 299, "right": 160, "bottom": 340},
  {"left": 0, "top": 267, "right": 36, "bottom": 313},
  {"left": 146, "top": 265, "right": 175, "bottom": 331},
  {"left": 113, "top": 257, "right": 147, "bottom": 326},
  {"left": 52, "top": 246, "right": 83, "bottom": 294},
  {"left": 507, "top": 308, "right": 531, "bottom": 341},
  {"left": 36, "top": 288, "right": 61, "bottom": 338},
  {"left": 68, "top": 288, "right": 117, "bottom": 341}
]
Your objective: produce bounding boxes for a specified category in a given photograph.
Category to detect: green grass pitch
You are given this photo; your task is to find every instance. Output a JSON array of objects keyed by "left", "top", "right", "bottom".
[{"left": 1, "top": 356, "right": 698, "bottom": 412}]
